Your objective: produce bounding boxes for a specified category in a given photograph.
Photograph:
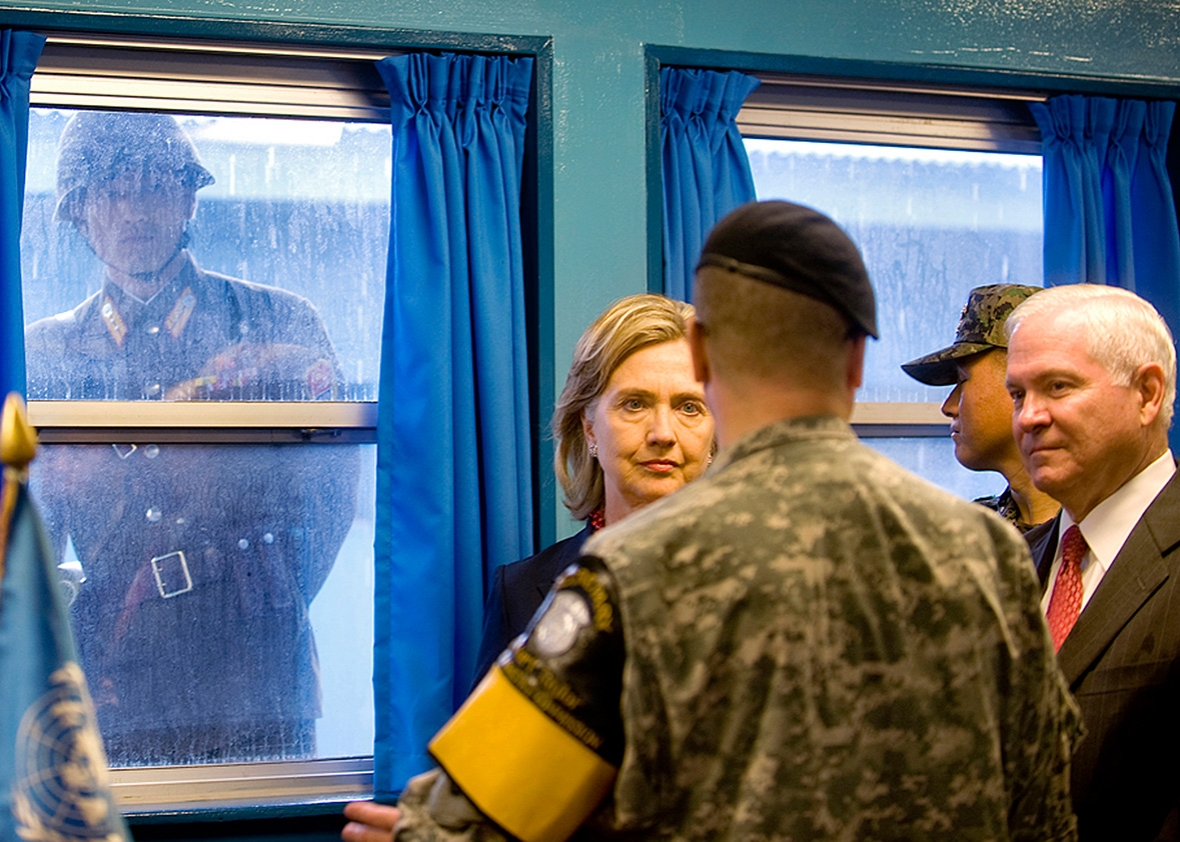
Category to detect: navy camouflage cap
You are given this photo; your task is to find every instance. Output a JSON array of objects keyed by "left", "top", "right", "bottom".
[{"left": 901, "top": 284, "right": 1042, "bottom": 386}]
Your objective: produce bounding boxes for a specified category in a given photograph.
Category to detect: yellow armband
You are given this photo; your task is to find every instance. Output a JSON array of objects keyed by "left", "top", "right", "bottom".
[{"left": 429, "top": 558, "right": 624, "bottom": 842}]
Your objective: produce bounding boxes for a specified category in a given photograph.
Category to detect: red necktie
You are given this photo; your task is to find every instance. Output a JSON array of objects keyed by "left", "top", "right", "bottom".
[{"left": 1046, "top": 525, "right": 1088, "bottom": 651}]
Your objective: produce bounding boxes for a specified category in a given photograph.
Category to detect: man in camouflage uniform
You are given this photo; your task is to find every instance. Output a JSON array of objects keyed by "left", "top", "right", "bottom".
[
  {"left": 902, "top": 284, "right": 1059, "bottom": 533},
  {"left": 349, "top": 202, "right": 1080, "bottom": 842},
  {"left": 24, "top": 111, "right": 359, "bottom": 765}
]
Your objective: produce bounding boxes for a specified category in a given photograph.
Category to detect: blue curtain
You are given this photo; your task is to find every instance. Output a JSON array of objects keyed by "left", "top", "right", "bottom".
[
  {"left": 661, "top": 67, "right": 759, "bottom": 302},
  {"left": 0, "top": 31, "right": 45, "bottom": 401},
  {"left": 1032, "top": 95, "right": 1180, "bottom": 333},
  {"left": 372, "top": 52, "right": 534, "bottom": 796}
]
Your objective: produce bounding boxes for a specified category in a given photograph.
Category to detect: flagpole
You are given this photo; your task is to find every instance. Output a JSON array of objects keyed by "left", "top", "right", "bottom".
[{"left": 0, "top": 392, "right": 38, "bottom": 586}]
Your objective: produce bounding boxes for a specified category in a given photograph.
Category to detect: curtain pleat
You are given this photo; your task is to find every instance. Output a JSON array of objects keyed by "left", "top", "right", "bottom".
[
  {"left": 660, "top": 67, "right": 759, "bottom": 301},
  {"left": 1032, "top": 94, "right": 1180, "bottom": 320}
]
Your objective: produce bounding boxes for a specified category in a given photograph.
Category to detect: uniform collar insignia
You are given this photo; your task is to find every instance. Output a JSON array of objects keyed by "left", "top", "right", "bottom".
[
  {"left": 164, "top": 287, "right": 198, "bottom": 339},
  {"left": 100, "top": 296, "right": 128, "bottom": 348}
]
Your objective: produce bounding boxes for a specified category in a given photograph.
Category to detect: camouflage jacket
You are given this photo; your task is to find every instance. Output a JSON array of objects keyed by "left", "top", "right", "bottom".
[
  {"left": 393, "top": 416, "right": 1081, "bottom": 842},
  {"left": 583, "top": 415, "right": 1081, "bottom": 841},
  {"left": 974, "top": 486, "right": 1035, "bottom": 534}
]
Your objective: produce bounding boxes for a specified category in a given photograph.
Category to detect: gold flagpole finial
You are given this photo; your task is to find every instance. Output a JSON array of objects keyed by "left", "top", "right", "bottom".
[{"left": 2, "top": 392, "right": 39, "bottom": 472}]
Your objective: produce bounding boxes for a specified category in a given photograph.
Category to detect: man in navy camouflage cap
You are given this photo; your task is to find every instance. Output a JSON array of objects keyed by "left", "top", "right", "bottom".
[{"left": 903, "top": 284, "right": 1059, "bottom": 532}]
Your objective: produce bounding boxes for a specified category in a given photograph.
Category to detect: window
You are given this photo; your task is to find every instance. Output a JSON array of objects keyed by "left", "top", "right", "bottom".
[
  {"left": 738, "top": 73, "right": 1045, "bottom": 502},
  {"left": 20, "top": 34, "right": 395, "bottom": 810}
]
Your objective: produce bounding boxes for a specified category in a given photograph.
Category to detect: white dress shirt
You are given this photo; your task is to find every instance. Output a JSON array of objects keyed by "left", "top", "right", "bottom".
[{"left": 1041, "top": 449, "right": 1176, "bottom": 615}]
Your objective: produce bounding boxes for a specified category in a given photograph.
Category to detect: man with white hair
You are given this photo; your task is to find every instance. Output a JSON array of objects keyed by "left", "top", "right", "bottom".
[{"left": 1005, "top": 283, "right": 1180, "bottom": 841}]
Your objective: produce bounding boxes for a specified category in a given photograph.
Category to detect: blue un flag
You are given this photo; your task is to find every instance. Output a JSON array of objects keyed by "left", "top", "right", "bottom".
[{"left": 0, "top": 394, "right": 129, "bottom": 842}]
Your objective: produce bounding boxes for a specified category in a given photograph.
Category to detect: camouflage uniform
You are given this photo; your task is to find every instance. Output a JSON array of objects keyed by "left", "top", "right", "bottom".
[
  {"left": 974, "top": 486, "right": 1035, "bottom": 533},
  {"left": 394, "top": 415, "right": 1081, "bottom": 842}
]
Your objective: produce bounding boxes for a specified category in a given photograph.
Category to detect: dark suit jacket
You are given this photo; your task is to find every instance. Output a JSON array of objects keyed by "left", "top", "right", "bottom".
[
  {"left": 471, "top": 525, "right": 592, "bottom": 687},
  {"left": 1029, "top": 472, "right": 1180, "bottom": 841}
]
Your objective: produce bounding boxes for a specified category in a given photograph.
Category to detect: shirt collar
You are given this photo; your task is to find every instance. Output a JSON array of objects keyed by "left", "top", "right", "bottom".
[{"left": 101, "top": 250, "right": 193, "bottom": 313}]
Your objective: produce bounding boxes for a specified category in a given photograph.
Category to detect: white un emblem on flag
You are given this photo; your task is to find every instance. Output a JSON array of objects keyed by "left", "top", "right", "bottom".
[{"left": 11, "top": 663, "right": 123, "bottom": 842}]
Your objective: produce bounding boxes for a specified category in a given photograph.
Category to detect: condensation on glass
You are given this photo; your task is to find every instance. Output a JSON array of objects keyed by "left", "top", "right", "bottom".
[
  {"left": 745, "top": 138, "right": 1043, "bottom": 403},
  {"left": 20, "top": 109, "right": 386, "bottom": 767},
  {"left": 29, "top": 443, "right": 376, "bottom": 767},
  {"left": 862, "top": 437, "right": 1004, "bottom": 503},
  {"left": 21, "top": 109, "right": 388, "bottom": 401},
  {"left": 746, "top": 137, "right": 1043, "bottom": 500}
]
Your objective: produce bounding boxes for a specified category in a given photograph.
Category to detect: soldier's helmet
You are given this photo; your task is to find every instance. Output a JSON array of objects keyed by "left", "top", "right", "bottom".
[{"left": 54, "top": 111, "right": 215, "bottom": 227}]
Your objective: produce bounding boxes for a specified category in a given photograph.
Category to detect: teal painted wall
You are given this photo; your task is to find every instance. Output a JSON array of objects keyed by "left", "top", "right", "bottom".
[
  {"left": 1, "top": 2, "right": 1177, "bottom": 837},
  {"left": 2, "top": 0, "right": 1177, "bottom": 540}
]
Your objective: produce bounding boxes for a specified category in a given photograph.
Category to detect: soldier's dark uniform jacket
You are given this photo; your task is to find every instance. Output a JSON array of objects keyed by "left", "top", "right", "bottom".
[
  {"left": 394, "top": 415, "right": 1081, "bottom": 842},
  {"left": 975, "top": 485, "right": 1036, "bottom": 533},
  {"left": 24, "top": 252, "right": 359, "bottom": 765}
]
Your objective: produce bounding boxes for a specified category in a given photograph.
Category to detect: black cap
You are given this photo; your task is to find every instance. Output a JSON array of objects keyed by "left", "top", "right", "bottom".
[{"left": 696, "top": 200, "right": 878, "bottom": 338}]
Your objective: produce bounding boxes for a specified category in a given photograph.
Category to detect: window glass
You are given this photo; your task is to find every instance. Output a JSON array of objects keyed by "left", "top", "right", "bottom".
[
  {"left": 20, "top": 107, "right": 384, "bottom": 770},
  {"left": 21, "top": 109, "right": 389, "bottom": 401},
  {"left": 29, "top": 442, "right": 375, "bottom": 767},
  {"left": 745, "top": 138, "right": 1043, "bottom": 404},
  {"left": 861, "top": 436, "right": 1005, "bottom": 502},
  {"left": 745, "top": 137, "right": 1043, "bottom": 504}
]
